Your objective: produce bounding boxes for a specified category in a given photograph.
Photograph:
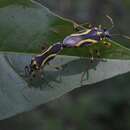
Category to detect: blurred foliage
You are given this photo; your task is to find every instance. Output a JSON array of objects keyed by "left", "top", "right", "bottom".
[
  {"left": 124, "top": 0, "right": 130, "bottom": 8},
  {"left": 1, "top": 72, "right": 130, "bottom": 130},
  {"left": 0, "top": 1, "right": 73, "bottom": 53},
  {"left": 0, "top": 0, "right": 30, "bottom": 7}
]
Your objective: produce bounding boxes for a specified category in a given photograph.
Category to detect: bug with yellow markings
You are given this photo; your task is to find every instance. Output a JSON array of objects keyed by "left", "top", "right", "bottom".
[
  {"left": 62, "top": 16, "right": 114, "bottom": 59},
  {"left": 62, "top": 15, "right": 130, "bottom": 60},
  {"left": 25, "top": 42, "right": 63, "bottom": 78},
  {"left": 25, "top": 15, "right": 130, "bottom": 82},
  {"left": 62, "top": 15, "right": 130, "bottom": 84}
]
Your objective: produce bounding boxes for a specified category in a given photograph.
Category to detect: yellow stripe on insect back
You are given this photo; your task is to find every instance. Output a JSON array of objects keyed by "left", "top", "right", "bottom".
[
  {"left": 75, "top": 39, "right": 98, "bottom": 47},
  {"left": 70, "top": 29, "right": 91, "bottom": 36},
  {"left": 41, "top": 54, "right": 57, "bottom": 67},
  {"left": 37, "top": 45, "right": 53, "bottom": 57}
]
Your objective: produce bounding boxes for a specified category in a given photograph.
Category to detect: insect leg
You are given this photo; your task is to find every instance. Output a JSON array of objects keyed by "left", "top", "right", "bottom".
[
  {"left": 89, "top": 49, "right": 94, "bottom": 62},
  {"left": 24, "top": 65, "right": 30, "bottom": 76},
  {"left": 73, "top": 22, "right": 92, "bottom": 31},
  {"left": 80, "top": 60, "right": 90, "bottom": 86},
  {"left": 95, "top": 49, "right": 101, "bottom": 58},
  {"left": 98, "top": 24, "right": 102, "bottom": 29},
  {"left": 73, "top": 23, "right": 83, "bottom": 31},
  {"left": 103, "top": 41, "right": 112, "bottom": 48},
  {"left": 80, "top": 49, "right": 94, "bottom": 86},
  {"left": 80, "top": 71, "right": 87, "bottom": 86},
  {"left": 38, "top": 67, "right": 45, "bottom": 79},
  {"left": 81, "top": 23, "right": 93, "bottom": 28}
]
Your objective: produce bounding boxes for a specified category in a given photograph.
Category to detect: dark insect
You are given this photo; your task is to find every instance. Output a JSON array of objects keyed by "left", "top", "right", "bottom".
[
  {"left": 63, "top": 15, "right": 130, "bottom": 51},
  {"left": 25, "top": 15, "right": 130, "bottom": 84},
  {"left": 62, "top": 15, "right": 130, "bottom": 84},
  {"left": 25, "top": 42, "right": 63, "bottom": 78}
]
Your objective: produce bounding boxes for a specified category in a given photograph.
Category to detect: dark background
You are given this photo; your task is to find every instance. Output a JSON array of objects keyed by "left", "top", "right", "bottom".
[{"left": 1, "top": 0, "right": 130, "bottom": 130}]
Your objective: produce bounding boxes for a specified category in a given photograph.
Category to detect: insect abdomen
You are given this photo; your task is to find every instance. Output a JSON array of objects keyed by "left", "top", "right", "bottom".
[
  {"left": 63, "top": 29, "right": 100, "bottom": 48},
  {"left": 34, "top": 43, "right": 63, "bottom": 67}
]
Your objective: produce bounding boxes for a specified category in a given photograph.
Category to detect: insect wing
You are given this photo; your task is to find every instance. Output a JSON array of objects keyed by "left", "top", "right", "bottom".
[{"left": 63, "top": 35, "right": 82, "bottom": 47}]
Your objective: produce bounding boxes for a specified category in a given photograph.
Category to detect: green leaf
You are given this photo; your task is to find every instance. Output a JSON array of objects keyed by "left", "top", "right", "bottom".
[
  {"left": 0, "top": 0, "right": 73, "bottom": 53},
  {"left": 0, "top": 0, "right": 130, "bottom": 120},
  {"left": 0, "top": 52, "right": 130, "bottom": 120},
  {"left": 0, "top": 0, "right": 30, "bottom": 8}
]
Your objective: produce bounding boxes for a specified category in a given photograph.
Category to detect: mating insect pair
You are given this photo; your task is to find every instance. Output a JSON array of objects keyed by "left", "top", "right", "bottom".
[{"left": 25, "top": 15, "right": 130, "bottom": 83}]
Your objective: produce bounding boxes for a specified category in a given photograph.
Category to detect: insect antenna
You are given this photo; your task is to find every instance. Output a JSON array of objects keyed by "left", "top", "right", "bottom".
[
  {"left": 105, "top": 15, "right": 130, "bottom": 40},
  {"left": 106, "top": 15, "right": 114, "bottom": 30},
  {"left": 25, "top": 65, "right": 30, "bottom": 76}
]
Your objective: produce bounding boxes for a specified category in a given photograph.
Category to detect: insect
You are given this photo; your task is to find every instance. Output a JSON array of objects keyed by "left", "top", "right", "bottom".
[
  {"left": 61, "top": 15, "right": 130, "bottom": 84},
  {"left": 62, "top": 15, "right": 130, "bottom": 58},
  {"left": 25, "top": 15, "right": 130, "bottom": 84},
  {"left": 25, "top": 42, "right": 63, "bottom": 78}
]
